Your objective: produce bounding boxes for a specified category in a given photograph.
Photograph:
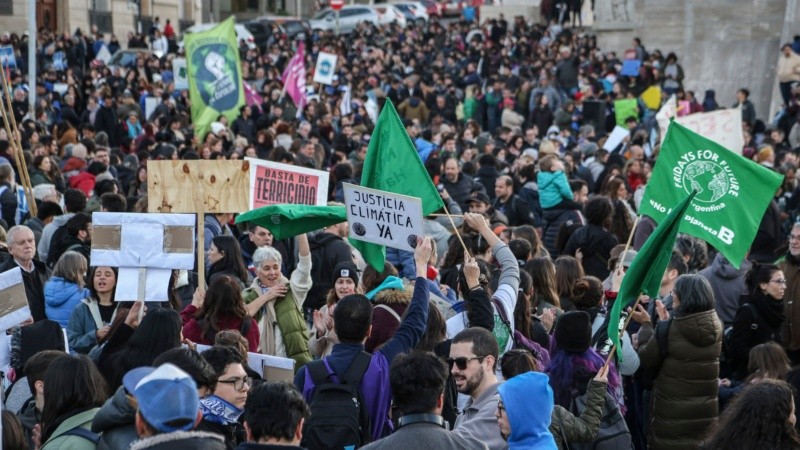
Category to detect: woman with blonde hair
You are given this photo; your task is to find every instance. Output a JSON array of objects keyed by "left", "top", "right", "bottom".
[{"left": 44, "top": 251, "right": 90, "bottom": 327}]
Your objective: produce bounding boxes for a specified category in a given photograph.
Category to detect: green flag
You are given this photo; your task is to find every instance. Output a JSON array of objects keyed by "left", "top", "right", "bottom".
[
  {"left": 235, "top": 204, "right": 346, "bottom": 240},
  {"left": 185, "top": 17, "right": 245, "bottom": 140},
  {"left": 607, "top": 191, "right": 696, "bottom": 361},
  {"left": 352, "top": 100, "right": 444, "bottom": 271},
  {"left": 639, "top": 121, "right": 783, "bottom": 268}
]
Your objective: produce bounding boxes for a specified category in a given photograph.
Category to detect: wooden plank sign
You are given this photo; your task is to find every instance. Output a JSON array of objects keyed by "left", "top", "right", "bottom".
[{"left": 147, "top": 160, "right": 251, "bottom": 214}]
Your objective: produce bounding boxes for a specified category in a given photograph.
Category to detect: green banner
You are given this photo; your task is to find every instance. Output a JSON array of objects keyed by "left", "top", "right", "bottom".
[
  {"left": 639, "top": 121, "right": 783, "bottom": 268},
  {"left": 185, "top": 17, "right": 245, "bottom": 140}
]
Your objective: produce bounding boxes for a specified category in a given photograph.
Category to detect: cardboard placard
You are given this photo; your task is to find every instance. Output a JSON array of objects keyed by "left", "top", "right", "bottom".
[
  {"left": 0, "top": 267, "right": 29, "bottom": 331},
  {"left": 147, "top": 160, "right": 251, "bottom": 214},
  {"left": 247, "top": 158, "right": 329, "bottom": 210},
  {"left": 343, "top": 183, "right": 424, "bottom": 252},
  {"left": 313, "top": 52, "right": 338, "bottom": 85}
]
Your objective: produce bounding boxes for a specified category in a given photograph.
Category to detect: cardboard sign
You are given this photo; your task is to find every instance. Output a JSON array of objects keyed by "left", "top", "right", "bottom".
[
  {"left": 603, "top": 126, "right": 630, "bottom": 152},
  {"left": 657, "top": 106, "right": 743, "bottom": 155},
  {"left": 173, "top": 57, "right": 188, "bottom": 90},
  {"left": 247, "top": 158, "right": 329, "bottom": 210},
  {"left": 0, "top": 267, "right": 29, "bottom": 331},
  {"left": 343, "top": 183, "right": 424, "bottom": 252},
  {"left": 620, "top": 59, "right": 641, "bottom": 77},
  {"left": 148, "top": 160, "right": 251, "bottom": 213},
  {"left": 313, "top": 52, "right": 338, "bottom": 85}
]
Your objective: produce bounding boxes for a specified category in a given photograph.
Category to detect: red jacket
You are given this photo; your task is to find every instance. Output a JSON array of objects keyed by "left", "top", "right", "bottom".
[
  {"left": 69, "top": 171, "right": 96, "bottom": 197},
  {"left": 181, "top": 304, "right": 260, "bottom": 352}
]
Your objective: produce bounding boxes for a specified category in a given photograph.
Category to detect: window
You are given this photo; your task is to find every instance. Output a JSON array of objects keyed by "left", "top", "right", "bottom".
[{"left": 0, "top": 0, "right": 11, "bottom": 15}]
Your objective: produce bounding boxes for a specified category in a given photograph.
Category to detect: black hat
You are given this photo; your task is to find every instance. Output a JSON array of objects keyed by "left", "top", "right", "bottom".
[
  {"left": 554, "top": 311, "right": 592, "bottom": 354},
  {"left": 333, "top": 261, "right": 359, "bottom": 286},
  {"left": 467, "top": 192, "right": 491, "bottom": 205}
]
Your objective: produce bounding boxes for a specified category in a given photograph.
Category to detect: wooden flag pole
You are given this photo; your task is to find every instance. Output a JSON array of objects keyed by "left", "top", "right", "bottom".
[
  {"left": 615, "top": 214, "right": 641, "bottom": 273},
  {"left": 0, "top": 73, "right": 36, "bottom": 217},
  {"left": 0, "top": 90, "right": 34, "bottom": 218},
  {"left": 603, "top": 292, "right": 644, "bottom": 369},
  {"left": 440, "top": 201, "right": 471, "bottom": 258}
]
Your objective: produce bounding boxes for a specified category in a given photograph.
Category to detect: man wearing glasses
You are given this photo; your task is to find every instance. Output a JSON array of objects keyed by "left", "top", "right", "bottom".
[
  {"left": 780, "top": 224, "right": 800, "bottom": 364},
  {"left": 448, "top": 327, "right": 505, "bottom": 450},
  {"left": 198, "top": 346, "right": 251, "bottom": 449}
]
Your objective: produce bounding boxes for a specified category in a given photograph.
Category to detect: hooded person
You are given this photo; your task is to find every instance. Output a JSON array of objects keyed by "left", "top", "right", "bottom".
[
  {"left": 497, "top": 371, "right": 558, "bottom": 449},
  {"left": 698, "top": 253, "right": 751, "bottom": 329}
]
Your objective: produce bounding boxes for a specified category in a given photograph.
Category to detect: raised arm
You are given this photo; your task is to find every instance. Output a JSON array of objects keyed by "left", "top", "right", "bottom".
[
  {"left": 290, "top": 233, "right": 313, "bottom": 305},
  {"left": 463, "top": 256, "right": 494, "bottom": 331}
]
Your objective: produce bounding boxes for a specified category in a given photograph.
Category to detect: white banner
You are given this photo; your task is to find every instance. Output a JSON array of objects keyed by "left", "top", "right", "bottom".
[
  {"left": 246, "top": 157, "right": 329, "bottom": 210},
  {"left": 313, "top": 52, "right": 338, "bottom": 85},
  {"left": 657, "top": 101, "right": 743, "bottom": 155},
  {"left": 343, "top": 183, "right": 424, "bottom": 252},
  {"left": 173, "top": 57, "right": 188, "bottom": 90}
]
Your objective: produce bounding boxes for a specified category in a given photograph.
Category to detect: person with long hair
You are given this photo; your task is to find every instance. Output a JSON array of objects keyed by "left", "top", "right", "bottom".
[
  {"left": 563, "top": 196, "right": 618, "bottom": 279},
  {"left": 44, "top": 251, "right": 90, "bottom": 327},
  {"left": 99, "top": 304, "right": 183, "bottom": 390},
  {"left": 182, "top": 275, "right": 260, "bottom": 351},
  {"left": 704, "top": 380, "right": 800, "bottom": 449},
  {"left": 67, "top": 265, "right": 120, "bottom": 355},
  {"left": 309, "top": 261, "right": 361, "bottom": 358},
  {"left": 728, "top": 263, "right": 786, "bottom": 380},
  {"left": 524, "top": 257, "right": 561, "bottom": 315},
  {"left": 39, "top": 354, "right": 109, "bottom": 450},
  {"left": 206, "top": 235, "right": 250, "bottom": 288},
  {"left": 572, "top": 276, "right": 640, "bottom": 376},
  {"left": 635, "top": 274, "right": 722, "bottom": 449},
  {"left": 241, "top": 233, "right": 311, "bottom": 367},
  {"left": 554, "top": 255, "right": 584, "bottom": 311},
  {"left": 2, "top": 411, "right": 28, "bottom": 450},
  {"left": 719, "top": 342, "right": 792, "bottom": 410},
  {"left": 29, "top": 155, "right": 64, "bottom": 189},
  {"left": 603, "top": 177, "right": 637, "bottom": 221}
]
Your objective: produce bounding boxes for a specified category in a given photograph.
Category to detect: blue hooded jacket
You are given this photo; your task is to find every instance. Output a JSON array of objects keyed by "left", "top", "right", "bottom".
[
  {"left": 498, "top": 372, "right": 558, "bottom": 449},
  {"left": 45, "top": 276, "right": 91, "bottom": 328}
]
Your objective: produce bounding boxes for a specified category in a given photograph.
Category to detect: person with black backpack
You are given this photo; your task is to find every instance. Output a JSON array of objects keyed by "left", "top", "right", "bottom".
[{"left": 294, "top": 236, "right": 433, "bottom": 450}]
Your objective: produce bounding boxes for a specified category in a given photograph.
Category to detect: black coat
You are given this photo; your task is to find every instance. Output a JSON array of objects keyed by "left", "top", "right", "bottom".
[
  {"left": 0, "top": 257, "right": 50, "bottom": 322},
  {"left": 562, "top": 224, "right": 618, "bottom": 279}
]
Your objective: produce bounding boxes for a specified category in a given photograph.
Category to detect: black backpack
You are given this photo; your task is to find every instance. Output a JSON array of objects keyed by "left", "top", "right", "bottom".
[
  {"left": 567, "top": 389, "right": 633, "bottom": 450},
  {"left": 301, "top": 352, "right": 372, "bottom": 450}
]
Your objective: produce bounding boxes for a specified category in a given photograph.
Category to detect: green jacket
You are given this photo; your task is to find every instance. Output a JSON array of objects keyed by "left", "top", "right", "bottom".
[
  {"left": 550, "top": 379, "right": 606, "bottom": 449},
  {"left": 41, "top": 407, "right": 100, "bottom": 450},
  {"left": 243, "top": 285, "right": 312, "bottom": 371}
]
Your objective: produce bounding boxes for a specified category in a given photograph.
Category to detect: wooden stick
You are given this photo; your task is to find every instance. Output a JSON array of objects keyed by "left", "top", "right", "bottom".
[
  {"left": 614, "top": 214, "right": 641, "bottom": 273},
  {"left": 196, "top": 197, "right": 206, "bottom": 291},
  {"left": 0, "top": 90, "right": 31, "bottom": 217},
  {"left": 0, "top": 74, "right": 36, "bottom": 217},
  {"left": 441, "top": 201, "right": 471, "bottom": 258}
]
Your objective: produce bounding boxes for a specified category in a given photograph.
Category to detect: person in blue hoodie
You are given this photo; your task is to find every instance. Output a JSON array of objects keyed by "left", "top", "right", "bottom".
[
  {"left": 497, "top": 371, "right": 558, "bottom": 449},
  {"left": 44, "top": 251, "right": 90, "bottom": 327}
]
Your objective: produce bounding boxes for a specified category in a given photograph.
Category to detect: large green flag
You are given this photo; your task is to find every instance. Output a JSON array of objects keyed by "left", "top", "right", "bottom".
[
  {"left": 235, "top": 204, "right": 346, "bottom": 240},
  {"left": 353, "top": 100, "right": 444, "bottom": 271},
  {"left": 185, "top": 17, "right": 245, "bottom": 140},
  {"left": 639, "top": 121, "right": 783, "bottom": 268},
  {"left": 607, "top": 191, "right": 696, "bottom": 362}
]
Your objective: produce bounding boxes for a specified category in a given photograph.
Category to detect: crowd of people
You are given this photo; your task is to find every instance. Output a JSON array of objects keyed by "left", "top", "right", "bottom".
[{"left": 1, "top": 7, "right": 800, "bottom": 450}]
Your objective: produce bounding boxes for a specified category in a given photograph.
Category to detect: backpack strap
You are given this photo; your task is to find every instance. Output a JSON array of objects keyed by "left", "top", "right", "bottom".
[
  {"left": 307, "top": 358, "right": 333, "bottom": 386},
  {"left": 343, "top": 351, "right": 372, "bottom": 387},
  {"left": 62, "top": 427, "right": 101, "bottom": 444},
  {"left": 374, "top": 304, "right": 402, "bottom": 324}
]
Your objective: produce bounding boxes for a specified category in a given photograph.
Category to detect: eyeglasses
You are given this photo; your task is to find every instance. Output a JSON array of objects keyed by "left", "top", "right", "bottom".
[
  {"left": 217, "top": 376, "right": 251, "bottom": 391},
  {"left": 770, "top": 279, "right": 787, "bottom": 286},
  {"left": 445, "top": 356, "right": 484, "bottom": 370}
]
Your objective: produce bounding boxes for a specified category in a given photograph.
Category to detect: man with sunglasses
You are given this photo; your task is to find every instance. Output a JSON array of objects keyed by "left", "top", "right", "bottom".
[{"left": 449, "top": 327, "right": 506, "bottom": 450}]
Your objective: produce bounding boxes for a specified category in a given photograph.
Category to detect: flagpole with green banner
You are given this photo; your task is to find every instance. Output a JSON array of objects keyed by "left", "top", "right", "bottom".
[
  {"left": 185, "top": 16, "right": 246, "bottom": 140},
  {"left": 604, "top": 190, "right": 697, "bottom": 367},
  {"left": 352, "top": 100, "right": 444, "bottom": 271},
  {"left": 639, "top": 120, "right": 783, "bottom": 268}
]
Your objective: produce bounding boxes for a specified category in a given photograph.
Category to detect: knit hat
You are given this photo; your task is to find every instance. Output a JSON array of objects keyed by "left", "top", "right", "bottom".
[
  {"left": 554, "top": 311, "right": 592, "bottom": 354},
  {"left": 70, "top": 143, "right": 87, "bottom": 160},
  {"left": 333, "top": 261, "right": 359, "bottom": 286}
]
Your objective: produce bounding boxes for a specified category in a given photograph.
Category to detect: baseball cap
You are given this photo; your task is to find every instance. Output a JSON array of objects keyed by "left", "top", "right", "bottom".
[
  {"left": 123, "top": 363, "right": 199, "bottom": 433},
  {"left": 467, "top": 192, "right": 491, "bottom": 205}
]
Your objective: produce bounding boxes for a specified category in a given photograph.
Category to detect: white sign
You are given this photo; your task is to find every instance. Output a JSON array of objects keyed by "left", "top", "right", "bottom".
[
  {"left": 657, "top": 99, "right": 744, "bottom": 155},
  {"left": 195, "top": 344, "right": 295, "bottom": 381},
  {"left": 173, "top": 57, "right": 188, "bottom": 90},
  {"left": 0, "top": 267, "right": 29, "bottom": 331},
  {"left": 91, "top": 212, "right": 195, "bottom": 302},
  {"left": 96, "top": 45, "right": 112, "bottom": 64},
  {"left": 246, "top": 157, "right": 329, "bottom": 210},
  {"left": 144, "top": 97, "right": 158, "bottom": 121},
  {"left": 313, "top": 52, "right": 338, "bottom": 85},
  {"left": 343, "top": 183, "right": 424, "bottom": 252},
  {"left": 603, "top": 125, "right": 629, "bottom": 152}
]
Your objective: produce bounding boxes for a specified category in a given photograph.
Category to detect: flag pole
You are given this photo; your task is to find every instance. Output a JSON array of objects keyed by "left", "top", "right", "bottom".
[
  {"left": 441, "top": 201, "right": 471, "bottom": 258},
  {"left": 603, "top": 292, "right": 643, "bottom": 369},
  {"left": 615, "top": 214, "right": 641, "bottom": 273},
  {"left": 0, "top": 72, "right": 36, "bottom": 217}
]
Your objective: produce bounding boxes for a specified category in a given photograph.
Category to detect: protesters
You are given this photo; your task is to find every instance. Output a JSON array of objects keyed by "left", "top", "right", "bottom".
[
  {"left": 16, "top": 350, "right": 63, "bottom": 448},
  {"left": 44, "top": 251, "right": 90, "bottom": 327},
  {"left": 207, "top": 235, "right": 251, "bottom": 288},
  {"left": 0, "top": 225, "right": 50, "bottom": 322},
  {"left": 238, "top": 382, "right": 309, "bottom": 450},
  {"left": 182, "top": 276, "right": 260, "bottom": 351},
  {"left": 308, "top": 261, "right": 360, "bottom": 358},
  {"left": 68, "top": 266, "right": 120, "bottom": 355},
  {"left": 198, "top": 346, "right": 251, "bottom": 450},
  {"left": 496, "top": 370, "right": 558, "bottom": 449}
]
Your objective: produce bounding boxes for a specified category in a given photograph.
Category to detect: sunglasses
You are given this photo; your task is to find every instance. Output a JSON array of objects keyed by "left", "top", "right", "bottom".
[{"left": 445, "top": 356, "right": 484, "bottom": 370}]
